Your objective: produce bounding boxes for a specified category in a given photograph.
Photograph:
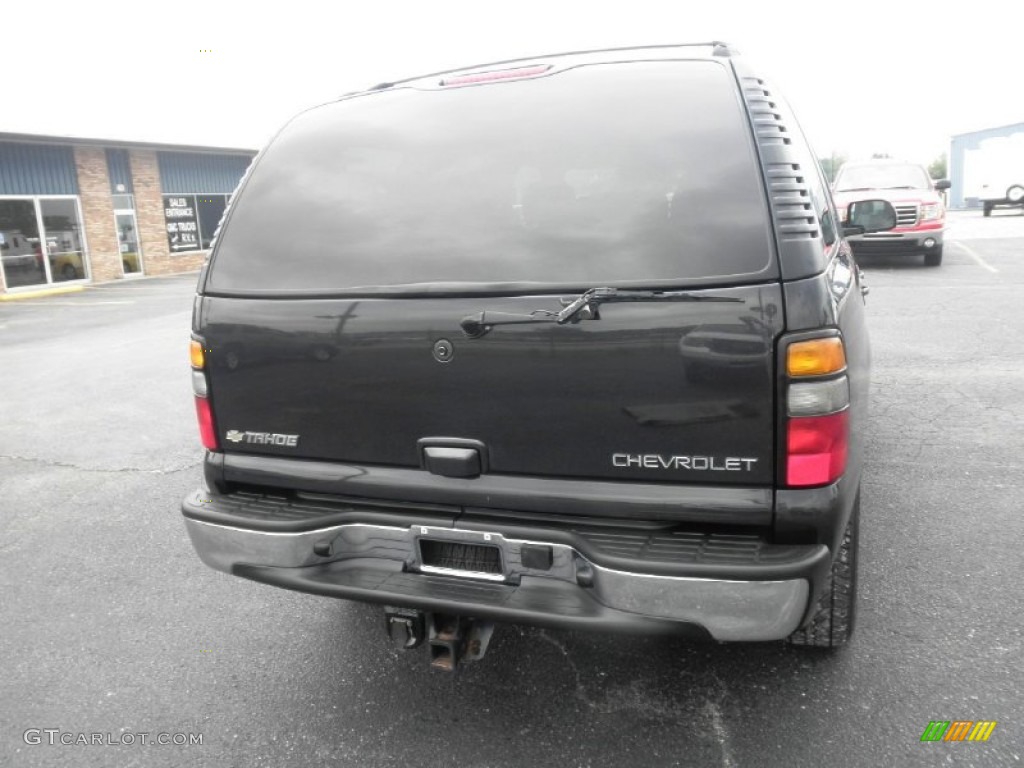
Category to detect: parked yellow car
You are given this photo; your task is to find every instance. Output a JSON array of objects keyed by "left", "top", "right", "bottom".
[
  {"left": 50, "top": 251, "right": 85, "bottom": 281},
  {"left": 122, "top": 251, "right": 141, "bottom": 274}
]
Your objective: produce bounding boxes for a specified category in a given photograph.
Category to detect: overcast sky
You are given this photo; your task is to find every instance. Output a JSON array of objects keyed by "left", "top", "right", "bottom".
[{"left": 4, "top": 0, "right": 1021, "bottom": 167}]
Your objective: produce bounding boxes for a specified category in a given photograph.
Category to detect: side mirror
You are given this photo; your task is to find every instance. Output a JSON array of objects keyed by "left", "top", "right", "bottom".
[
  {"left": 934, "top": 179, "right": 951, "bottom": 191},
  {"left": 842, "top": 199, "right": 898, "bottom": 237}
]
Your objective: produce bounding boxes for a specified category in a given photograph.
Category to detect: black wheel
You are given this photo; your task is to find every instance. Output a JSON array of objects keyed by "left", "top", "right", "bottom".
[
  {"left": 924, "top": 246, "right": 943, "bottom": 267},
  {"left": 1007, "top": 185, "right": 1024, "bottom": 205},
  {"left": 61, "top": 263, "right": 78, "bottom": 280},
  {"left": 788, "top": 493, "right": 859, "bottom": 648},
  {"left": 983, "top": 202, "right": 993, "bottom": 217}
]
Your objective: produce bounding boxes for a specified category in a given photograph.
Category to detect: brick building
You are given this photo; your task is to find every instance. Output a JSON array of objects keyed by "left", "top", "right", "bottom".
[{"left": 0, "top": 133, "right": 256, "bottom": 295}]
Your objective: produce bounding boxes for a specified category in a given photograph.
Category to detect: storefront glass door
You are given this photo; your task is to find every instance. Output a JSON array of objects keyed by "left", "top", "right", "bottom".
[
  {"left": 115, "top": 210, "right": 142, "bottom": 275},
  {"left": 0, "top": 198, "right": 48, "bottom": 289},
  {"left": 0, "top": 196, "right": 86, "bottom": 288},
  {"left": 41, "top": 198, "right": 87, "bottom": 282}
]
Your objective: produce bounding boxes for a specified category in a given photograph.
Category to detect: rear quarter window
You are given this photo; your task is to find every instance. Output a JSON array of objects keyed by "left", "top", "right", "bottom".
[{"left": 207, "top": 60, "right": 777, "bottom": 295}]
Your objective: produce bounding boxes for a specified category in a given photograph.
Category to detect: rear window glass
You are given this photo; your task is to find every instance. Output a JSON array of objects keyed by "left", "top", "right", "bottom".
[{"left": 207, "top": 61, "right": 775, "bottom": 295}]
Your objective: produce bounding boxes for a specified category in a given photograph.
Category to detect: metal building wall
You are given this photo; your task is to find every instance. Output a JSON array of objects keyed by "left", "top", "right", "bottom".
[
  {"left": 105, "top": 148, "right": 133, "bottom": 193},
  {"left": 157, "top": 152, "right": 253, "bottom": 194},
  {"left": 950, "top": 122, "right": 1024, "bottom": 208},
  {"left": 0, "top": 142, "right": 79, "bottom": 195}
]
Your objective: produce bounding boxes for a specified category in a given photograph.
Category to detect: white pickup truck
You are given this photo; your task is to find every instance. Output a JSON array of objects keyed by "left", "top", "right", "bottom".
[{"left": 0, "top": 230, "right": 40, "bottom": 271}]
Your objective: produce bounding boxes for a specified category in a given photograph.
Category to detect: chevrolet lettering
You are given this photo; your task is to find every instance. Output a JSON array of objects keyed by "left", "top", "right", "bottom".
[
  {"left": 183, "top": 42, "right": 891, "bottom": 671},
  {"left": 612, "top": 454, "right": 758, "bottom": 471}
]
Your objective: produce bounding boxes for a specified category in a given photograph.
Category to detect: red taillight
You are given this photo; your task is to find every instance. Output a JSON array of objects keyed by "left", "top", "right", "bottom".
[
  {"left": 195, "top": 396, "right": 219, "bottom": 451},
  {"left": 191, "top": 336, "right": 218, "bottom": 450},
  {"left": 786, "top": 411, "right": 848, "bottom": 487}
]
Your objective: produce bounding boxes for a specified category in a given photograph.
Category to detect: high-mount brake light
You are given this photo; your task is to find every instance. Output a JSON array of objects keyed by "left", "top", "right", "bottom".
[
  {"left": 787, "top": 337, "right": 846, "bottom": 377},
  {"left": 783, "top": 335, "right": 850, "bottom": 488},
  {"left": 190, "top": 338, "right": 219, "bottom": 451},
  {"left": 440, "top": 64, "right": 552, "bottom": 87}
]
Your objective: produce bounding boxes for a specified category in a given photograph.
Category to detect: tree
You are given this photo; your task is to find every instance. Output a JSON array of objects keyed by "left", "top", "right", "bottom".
[
  {"left": 818, "top": 153, "right": 846, "bottom": 183},
  {"left": 928, "top": 153, "right": 948, "bottom": 180}
]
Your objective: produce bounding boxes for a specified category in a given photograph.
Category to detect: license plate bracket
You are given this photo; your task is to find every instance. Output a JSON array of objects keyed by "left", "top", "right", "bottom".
[{"left": 418, "top": 538, "right": 504, "bottom": 579}]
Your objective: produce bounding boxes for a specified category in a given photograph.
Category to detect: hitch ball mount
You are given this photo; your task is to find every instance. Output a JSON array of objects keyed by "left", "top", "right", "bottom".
[{"left": 384, "top": 606, "right": 495, "bottom": 672}]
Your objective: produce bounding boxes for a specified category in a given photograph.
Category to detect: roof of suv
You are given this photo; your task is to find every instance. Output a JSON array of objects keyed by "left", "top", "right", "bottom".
[
  {"left": 362, "top": 42, "right": 739, "bottom": 93},
  {"left": 209, "top": 42, "right": 838, "bottom": 291}
]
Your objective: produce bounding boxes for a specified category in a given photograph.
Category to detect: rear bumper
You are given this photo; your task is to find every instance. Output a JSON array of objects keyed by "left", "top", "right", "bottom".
[{"left": 182, "top": 490, "right": 829, "bottom": 642}]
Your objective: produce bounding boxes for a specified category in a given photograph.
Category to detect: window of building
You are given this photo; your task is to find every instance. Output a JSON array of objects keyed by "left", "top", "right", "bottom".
[
  {"left": 0, "top": 196, "right": 87, "bottom": 288},
  {"left": 162, "top": 193, "right": 230, "bottom": 253},
  {"left": 197, "top": 195, "right": 228, "bottom": 249},
  {"left": 158, "top": 150, "right": 251, "bottom": 255},
  {"left": 112, "top": 193, "right": 135, "bottom": 210}
]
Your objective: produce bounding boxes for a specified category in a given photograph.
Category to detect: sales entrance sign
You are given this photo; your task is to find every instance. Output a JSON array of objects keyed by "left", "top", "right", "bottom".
[{"left": 163, "top": 196, "right": 200, "bottom": 252}]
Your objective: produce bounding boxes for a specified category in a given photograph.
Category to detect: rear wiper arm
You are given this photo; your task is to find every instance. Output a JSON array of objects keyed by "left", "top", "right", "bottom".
[{"left": 459, "top": 287, "right": 741, "bottom": 338}]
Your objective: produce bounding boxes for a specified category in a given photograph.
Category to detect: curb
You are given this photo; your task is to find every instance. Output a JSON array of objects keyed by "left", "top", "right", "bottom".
[
  {"left": 75, "top": 271, "right": 203, "bottom": 292},
  {"left": 0, "top": 284, "right": 86, "bottom": 302}
]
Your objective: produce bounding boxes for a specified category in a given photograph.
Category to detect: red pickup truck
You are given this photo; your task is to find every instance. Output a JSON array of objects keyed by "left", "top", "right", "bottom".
[{"left": 832, "top": 160, "right": 951, "bottom": 267}]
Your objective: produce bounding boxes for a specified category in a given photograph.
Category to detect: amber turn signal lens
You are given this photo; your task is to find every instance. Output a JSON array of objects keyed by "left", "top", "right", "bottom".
[
  {"left": 787, "top": 338, "right": 846, "bottom": 377},
  {"left": 190, "top": 339, "right": 206, "bottom": 369}
]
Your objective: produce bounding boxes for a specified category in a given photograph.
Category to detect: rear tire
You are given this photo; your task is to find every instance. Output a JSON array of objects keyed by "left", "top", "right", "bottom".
[
  {"left": 787, "top": 493, "right": 859, "bottom": 648},
  {"left": 924, "top": 247, "right": 943, "bottom": 267},
  {"left": 1007, "top": 185, "right": 1024, "bottom": 204}
]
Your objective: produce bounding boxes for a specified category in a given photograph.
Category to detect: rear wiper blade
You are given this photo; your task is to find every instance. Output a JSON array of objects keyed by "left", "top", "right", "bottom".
[
  {"left": 556, "top": 287, "right": 741, "bottom": 322},
  {"left": 459, "top": 287, "right": 741, "bottom": 338}
]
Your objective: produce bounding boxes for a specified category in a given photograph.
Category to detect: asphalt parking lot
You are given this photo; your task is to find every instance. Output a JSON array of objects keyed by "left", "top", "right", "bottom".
[{"left": 1, "top": 208, "right": 1021, "bottom": 767}]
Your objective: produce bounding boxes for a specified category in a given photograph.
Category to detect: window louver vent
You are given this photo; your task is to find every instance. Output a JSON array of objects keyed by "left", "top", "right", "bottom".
[
  {"left": 742, "top": 78, "right": 790, "bottom": 146},
  {"left": 740, "top": 77, "right": 817, "bottom": 240}
]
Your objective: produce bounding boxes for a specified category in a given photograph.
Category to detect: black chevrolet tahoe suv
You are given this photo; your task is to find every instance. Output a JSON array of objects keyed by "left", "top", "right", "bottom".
[{"left": 182, "top": 43, "right": 896, "bottom": 668}]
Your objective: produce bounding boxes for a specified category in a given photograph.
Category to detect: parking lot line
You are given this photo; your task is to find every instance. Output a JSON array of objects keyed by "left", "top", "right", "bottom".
[{"left": 949, "top": 240, "right": 999, "bottom": 273}]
